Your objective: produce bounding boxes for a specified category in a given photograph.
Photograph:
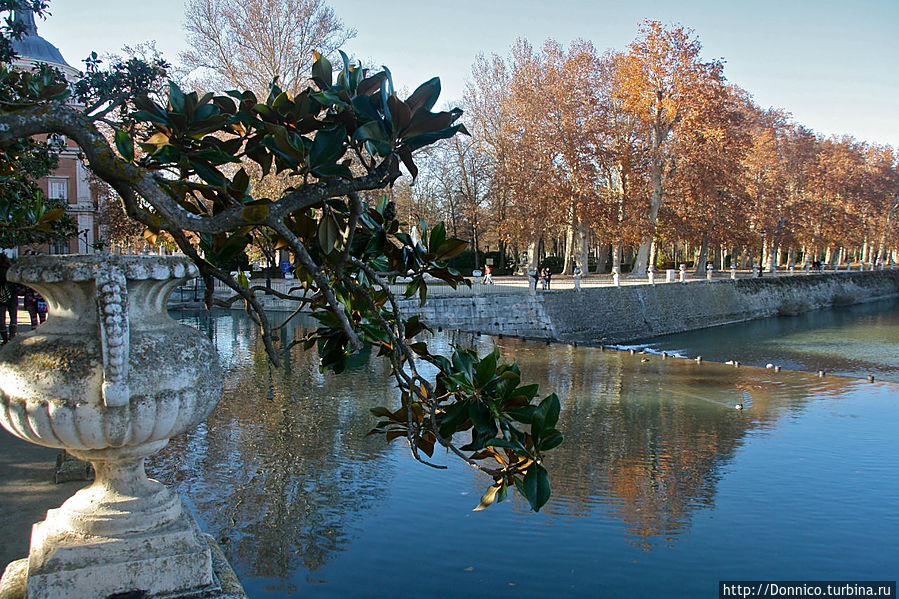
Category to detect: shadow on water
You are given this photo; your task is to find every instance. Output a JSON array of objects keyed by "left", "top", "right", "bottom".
[{"left": 151, "top": 310, "right": 899, "bottom": 598}]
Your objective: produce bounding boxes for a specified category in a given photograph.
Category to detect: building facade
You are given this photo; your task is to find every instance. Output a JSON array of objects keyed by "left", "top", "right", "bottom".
[{"left": 9, "top": 10, "right": 101, "bottom": 256}]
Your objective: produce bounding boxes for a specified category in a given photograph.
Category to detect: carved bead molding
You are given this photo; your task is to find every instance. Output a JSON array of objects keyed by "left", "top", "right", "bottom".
[{"left": 95, "top": 267, "right": 130, "bottom": 407}]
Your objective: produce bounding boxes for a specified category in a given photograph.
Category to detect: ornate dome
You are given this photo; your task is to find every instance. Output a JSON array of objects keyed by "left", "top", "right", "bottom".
[{"left": 10, "top": 9, "right": 72, "bottom": 69}]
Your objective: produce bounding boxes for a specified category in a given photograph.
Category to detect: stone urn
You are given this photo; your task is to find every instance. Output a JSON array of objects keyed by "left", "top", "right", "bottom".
[{"left": 0, "top": 255, "right": 228, "bottom": 598}]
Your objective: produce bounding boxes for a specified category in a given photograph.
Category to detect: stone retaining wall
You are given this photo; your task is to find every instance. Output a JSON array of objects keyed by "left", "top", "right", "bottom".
[{"left": 399, "top": 270, "right": 899, "bottom": 345}]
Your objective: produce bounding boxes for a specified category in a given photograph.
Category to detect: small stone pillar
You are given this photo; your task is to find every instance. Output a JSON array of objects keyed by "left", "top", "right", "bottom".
[
  {"left": 612, "top": 267, "right": 620, "bottom": 287},
  {"left": 573, "top": 267, "right": 582, "bottom": 291},
  {"left": 706, "top": 265, "right": 714, "bottom": 281},
  {"left": 679, "top": 264, "right": 686, "bottom": 283},
  {"left": 730, "top": 266, "right": 737, "bottom": 279},
  {"left": 527, "top": 269, "right": 537, "bottom": 296},
  {"left": 789, "top": 265, "right": 795, "bottom": 275},
  {"left": 472, "top": 270, "right": 483, "bottom": 295},
  {"left": 752, "top": 265, "right": 759, "bottom": 277},
  {"left": 666, "top": 269, "right": 675, "bottom": 282},
  {"left": 648, "top": 266, "right": 655, "bottom": 285}
]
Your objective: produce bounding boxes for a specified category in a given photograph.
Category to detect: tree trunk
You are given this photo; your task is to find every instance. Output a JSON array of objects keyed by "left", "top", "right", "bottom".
[
  {"left": 596, "top": 243, "right": 610, "bottom": 274},
  {"left": 576, "top": 221, "right": 589, "bottom": 275},
  {"left": 694, "top": 235, "right": 709, "bottom": 275},
  {"left": 562, "top": 206, "right": 577, "bottom": 275}
]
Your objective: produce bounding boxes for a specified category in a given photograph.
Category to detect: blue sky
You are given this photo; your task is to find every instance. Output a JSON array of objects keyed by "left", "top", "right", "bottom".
[{"left": 37, "top": 0, "right": 899, "bottom": 147}]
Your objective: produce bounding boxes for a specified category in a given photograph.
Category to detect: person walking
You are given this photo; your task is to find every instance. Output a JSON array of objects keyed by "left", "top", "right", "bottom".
[
  {"left": 23, "top": 285, "right": 47, "bottom": 328},
  {"left": 0, "top": 254, "right": 18, "bottom": 344},
  {"left": 483, "top": 264, "right": 493, "bottom": 285}
]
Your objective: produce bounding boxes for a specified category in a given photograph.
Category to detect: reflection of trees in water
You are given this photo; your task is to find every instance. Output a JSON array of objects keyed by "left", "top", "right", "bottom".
[
  {"left": 150, "top": 311, "right": 398, "bottom": 579},
  {"left": 474, "top": 339, "right": 822, "bottom": 550}
]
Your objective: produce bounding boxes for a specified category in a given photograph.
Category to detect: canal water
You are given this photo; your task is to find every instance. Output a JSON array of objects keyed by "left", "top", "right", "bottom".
[
  {"left": 623, "top": 296, "right": 899, "bottom": 381},
  {"left": 150, "top": 308, "right": 899, "bottom": 598}
]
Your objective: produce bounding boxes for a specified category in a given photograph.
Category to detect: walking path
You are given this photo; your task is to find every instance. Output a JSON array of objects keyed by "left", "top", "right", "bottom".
[{"left": 0, "top": 434, "right": 85, "bottom": 572}]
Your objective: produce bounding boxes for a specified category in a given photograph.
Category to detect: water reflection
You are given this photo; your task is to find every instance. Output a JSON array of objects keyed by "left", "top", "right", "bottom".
[
  {"left": 151, "top": 310, "right": 898, "bottom": 597},
  {"left": 150, "top": 311, "right": 396, "bottom": 581},
  {"left": 463, "top": 338, "right": 848, "bottom": 550}
]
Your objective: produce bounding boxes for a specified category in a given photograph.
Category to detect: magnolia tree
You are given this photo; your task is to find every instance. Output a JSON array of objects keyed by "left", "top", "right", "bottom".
[{"left": 0, "top": 2, "right": 561, "bottom": 511}]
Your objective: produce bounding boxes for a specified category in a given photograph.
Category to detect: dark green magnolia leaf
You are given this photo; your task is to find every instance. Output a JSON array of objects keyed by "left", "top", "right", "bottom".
[
  {"left": 317, "top": 212, "right": 341, "bottom": 254},
  {"left": 230, "top": 168, "right": 250, "bottom": 198},
  {"left": 311, "top": 52, "right": 333, "bottom": 89},
  {"left": 387, "top": 94, "right": 411, "bottom": 134},
  {"left": 397, "top": 145, "right": 418, "bottom": 180},
  {"left": 114, "top": 129, "right": 134, "bottom": 163},
  {"left": 519, "top": 464, "right": 551, "bottom": 512},
  {"left": 357, "top": 71, "right": 388, "bottom": 96},
  {"left": 401, "top": 109, "right": 455, "bottom": 139},
  {"left": 168, "top": 81, "right": 186, "bottom": 113},
  {"left": 351, "top": 95, "right": 381, "bottom": 123},
  {"left": 310, "top": 125, "right": 347, "bottom": 168},
  {"left": 192, "top": 161, "right": 227, "bottom": 187},
  {"left": 475, "top": 350, "right": 498, "bottom": 387},
  {"left": 403, "top": 124, "right": 469, "bottom": 152},
  {"left": 428, "top": 222, "right": 446, "bottom": 253},
  {"left": 310, "top": 162, "right": 354, "bottom": 180},
  {"left": 539, "top": 431, "right": 564, "bottom": 451},
  {"left": 406, "top": 77, "right": 441, "bottom": 113},
  {"left": 353, "top": 120, "right": 390, "bottom": 146},
  {"left": 435, "top": 238, "right": 468, "bottom": 261}
]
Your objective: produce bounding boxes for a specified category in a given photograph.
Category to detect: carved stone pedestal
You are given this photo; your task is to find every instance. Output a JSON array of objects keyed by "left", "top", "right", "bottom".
[{"left": 0, "top": 255, "right": 246, "bottom": 599}]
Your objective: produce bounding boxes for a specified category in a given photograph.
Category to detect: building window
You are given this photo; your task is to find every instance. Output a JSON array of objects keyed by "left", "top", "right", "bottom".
[
  {"left": 50, "top": 239, "right": 68, "bottom": 255},
  {"left": 47, "top": 179, "right": 67, "bottom": 201}
]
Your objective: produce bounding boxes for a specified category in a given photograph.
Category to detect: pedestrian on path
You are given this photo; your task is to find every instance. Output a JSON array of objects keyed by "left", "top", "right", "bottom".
[
  {"left": 23, "top": 285, "right": 47, "bottom": 328},
  {"left": 0, "top": 254, "right": 18, "bottom": 344}
]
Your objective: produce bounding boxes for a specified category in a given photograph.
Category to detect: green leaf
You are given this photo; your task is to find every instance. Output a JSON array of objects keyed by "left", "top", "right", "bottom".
[
  {"left": 114, "top": 129, "right": 134, "bottom": 163},
  {"left": 387, "top": 94, "right": 411, "bottom": 134},
  {"left": 168, "top": 82, "right": 186, "bottom": 113},
  {"left": 475, "top": 350, "right": 497, "bottom": 386},
  {"left": 357, "top": 72, "right": 388, "bottom": 96},
  {"left": 310, "top": 125, "right": 347, "bottom": 168},
  {"left": 520, "top": 464, "right": 551, "bottom": 511},
  {"left": 539, "top": 431, "right": 564, "bottom": 451},
  {"left": 428, "top": 222, "right": 446, "bottom": 252},
  {"left": 311, "top": 52, "right": 333, "bottom": 89},
  {"left": 406, "top": 77, "right": 441, "bottom": 113},
  {"left": 435, "top": 238, "right": 468, "bottom": 261}
]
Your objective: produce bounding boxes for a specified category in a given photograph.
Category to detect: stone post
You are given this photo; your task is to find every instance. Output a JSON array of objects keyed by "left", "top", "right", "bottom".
[
  {"left": 612, "top": 267, "right": 620, "bottom": 287},
  {"left": 648, "top": 266, "right": 655, "bottom": 285},
  {"left": 753, "top": 265, "right": 759, "bottom": 277},
  {"left": 574, "top": 267, "right": 582, "bottom": 291},
  {"left": 679, "top": 264, "right": 686, "bottom": 283},
  {"left": 666, "top": 269, "right": 675, "bottom": 282},
  {"left": 706, "top": 265, "right": 713, "bottom": 281},
  {"left": 789, "top": 265, "right": 795, "bottom": 275},
  {"left": 730, "top": 266, "right": 737, "bottom": 280},
  {"left": 528, "top": 269, "right": 537, "bottom": 296}
]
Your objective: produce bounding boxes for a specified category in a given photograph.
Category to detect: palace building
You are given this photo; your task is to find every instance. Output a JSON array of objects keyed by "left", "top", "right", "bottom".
[{"left": 9, "top": 9, "right": 101, "bottom": 255}]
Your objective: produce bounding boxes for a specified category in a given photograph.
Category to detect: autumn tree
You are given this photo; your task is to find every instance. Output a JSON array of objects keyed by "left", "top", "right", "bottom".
[
  {"left": 664, "top": 83, "right": 751, "bottom": 273},
  {"left": 618, "top": 20, "right": 726, "bottom": 275}
]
